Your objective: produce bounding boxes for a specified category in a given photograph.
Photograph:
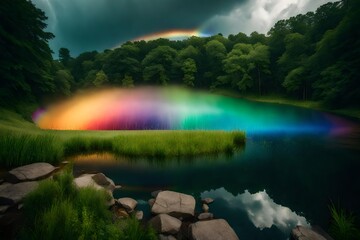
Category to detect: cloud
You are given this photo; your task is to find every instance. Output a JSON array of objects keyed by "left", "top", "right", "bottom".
[
  {"left": 31, "top": 0, "right": 334, "bottom": 56},
  {"left": 201, "top": 187, "right": 309, "bottom": 233},
  {"left": 200, "top": 0, "right": 336, "bottom": 35},
  {"left": 32, "top": 0, "right": 247, "bottom": 56}
]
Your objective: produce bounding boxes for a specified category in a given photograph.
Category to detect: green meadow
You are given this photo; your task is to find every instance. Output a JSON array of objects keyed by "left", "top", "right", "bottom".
[{"left": 0, "top": 108, "right": 245, "bottom": 167}]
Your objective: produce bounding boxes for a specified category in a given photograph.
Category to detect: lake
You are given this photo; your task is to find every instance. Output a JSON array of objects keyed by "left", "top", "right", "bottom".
[{"left": 65, "top": 93, "right": 360, "bottom": 239}]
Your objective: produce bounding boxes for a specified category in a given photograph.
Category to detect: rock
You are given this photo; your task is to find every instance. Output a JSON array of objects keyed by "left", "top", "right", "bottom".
[
  {"left": 151, "top": 191, "right": 196, "bottom": 217},
  {"left": 118, "top": 197, "right": 137, "bottom": 212},
  {"left": 107, "top": 197, "right": 116, "bottom": 207},
  {"left": 9, "top": 163, "right": 56, "bottom": 181},
  {"left": 202, "top": 197, "right": 214, "bottom": 205},
  {"left": 198, "top": 212, "right": 213, "bottom": 221},
  {"left": 149, "top": 214, "right": 182, "bottom": 235},
  {"left": 92, "top": 173, "right": 110, "bottom": 186},
  {"left": 0, "top": 181, "right": 38, "bottom": 205},
  {"left": 17, "top": 204, "right": 24, "bottom": 210},
  {"left": 159, "top": 234, "right": 177, "bottom": 240},
  {"left": 151, "top": 190, "right": 162, "bottom": 198},
  {"left": 115, "top": 185, "right": 122, "bottom": 190},
  {"left": 74, "top": 173, "right": 115, "bottom": 193},
  {"left": 291, "top": 226, "right": 329, "bottom": 240},
  {"left": 0, "top": 205, "right": 10, "bottom": 214},
  {"left": 189, "top": 219, "right": 239, "bottom": 240},
  {"left": 115, "top": 207, "right": 129, "bottom": 218},
  {"left": 0, "top": 183, "right": 11, "bottom": 192},
  {"left": 202, "top": 203, "right": 209, "bottom": 213},
  {"left": 148, "top": 198, "right": 155, "bottom": 207},
  {"left": 135, "top": 210, "right": 143, "bottom": 220}
]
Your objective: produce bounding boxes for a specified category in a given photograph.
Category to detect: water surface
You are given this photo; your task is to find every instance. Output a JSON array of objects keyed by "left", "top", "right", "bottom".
[{"left": 67, "top": 93, "right": 360, "bottom": 239}]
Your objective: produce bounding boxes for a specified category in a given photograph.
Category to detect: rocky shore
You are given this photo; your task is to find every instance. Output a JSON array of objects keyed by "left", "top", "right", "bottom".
[{"left": 0, "top": 162, "right": 333, "bottom": 240}]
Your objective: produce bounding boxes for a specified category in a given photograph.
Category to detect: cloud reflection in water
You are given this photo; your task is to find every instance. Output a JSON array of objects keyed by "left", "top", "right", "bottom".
[{"left": 201, "top": 188, "right": 309, "bottom": 233}]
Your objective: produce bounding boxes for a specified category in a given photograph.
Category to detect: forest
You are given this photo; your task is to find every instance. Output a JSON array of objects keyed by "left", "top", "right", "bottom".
[{"left": 1, "top": 0, "right": 359, "bottom": 110}]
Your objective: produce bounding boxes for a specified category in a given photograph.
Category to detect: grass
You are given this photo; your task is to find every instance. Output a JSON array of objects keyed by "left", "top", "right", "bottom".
[
  {"left": 20, "top": 171, "right": 157, "bottom": 240},
  {"left": 0, "top": 108, "right": 245, "bottom": 167},
  {"left": 329, "top": 203, "right": 360, "bottom": 240}
]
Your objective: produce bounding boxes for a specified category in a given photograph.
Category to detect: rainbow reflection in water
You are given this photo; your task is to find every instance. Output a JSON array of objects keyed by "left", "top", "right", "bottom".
[{"left": 33, "top": 87, "right": 354, "bottom": 134}]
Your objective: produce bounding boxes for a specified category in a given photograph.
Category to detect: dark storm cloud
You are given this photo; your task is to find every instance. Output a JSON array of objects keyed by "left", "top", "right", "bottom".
[
  {"left": 32, "top": 0, "right": 248, "bottom": 56},
  {"left": 32, "top": 0, "right": 335, "bottom": 57}
]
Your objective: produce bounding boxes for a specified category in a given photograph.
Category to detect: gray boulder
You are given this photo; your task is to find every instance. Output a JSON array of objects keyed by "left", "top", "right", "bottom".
[
  {"left": 117, "top": 197, "right": 137, "bottom": 212},
  {"left": 135, "top": 210, "right": 143, "bottom": 220},
  {"left": 202, "top": 203, "right": 209, "bottom": 213},
  {"left": 0, "top": 182, "right": 38, "bottom": 205},
  {"left": 74, "top": 173, "right": 115, "bottom": 193},
  {"left": 9, "top": 163, "right": 56, "bottom": 181},
  {"left": 159, "top": 234, "right": 177, "bottom": 240},
  {"left": 0, "top": 205, "right": 10, "bottom": 214},
  {"left": 92, "top": 173, "right": 111, "bottom": 186},
  {"left": 202, "top": 198, "right": 214, "bottom": 204},
  {"left": 291, "top": 226, "right": 329, "bottom": 240},
  {"left": 149, "top": 213, "right": 182, "bottom": 235},
  {"left": 151, "top": 190, "right": 162, "bottom": 198},
  {"left": 148, "top": 198, "right": 155, "bottom": 207},
  {"left": 189, "top": 219, "right": 239, "bottom": 240},
  {"left": 151, "top": 191, "right": 195, "bottom": 217},
  {"left": 198, "top": 212, "right": 214, "bottom": 221}
]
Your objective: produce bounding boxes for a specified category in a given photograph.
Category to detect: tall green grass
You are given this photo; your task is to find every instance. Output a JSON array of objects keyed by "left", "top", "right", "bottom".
[
  {"left": 0, "top": 131, "right": 63, "bottom": 166},
  {"left": 0, "top": 108, "right": 246, "bottom": 167},
  {"left": 20, "top": 171, "right": 156, "bottom": 240},
  {"left": 329, "top": 203, "right": 360, "bottom": 240}
]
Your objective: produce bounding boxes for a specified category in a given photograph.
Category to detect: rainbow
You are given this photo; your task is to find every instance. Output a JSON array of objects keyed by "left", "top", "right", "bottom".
[
  {"left": 132, "top": 29, "right": 210, "bottom": 42},
  {"left": 33, "top": 87, "right": 354, "bottom": 134}
]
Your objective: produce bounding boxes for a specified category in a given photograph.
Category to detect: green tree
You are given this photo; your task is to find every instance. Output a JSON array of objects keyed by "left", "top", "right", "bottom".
[
  {"left": 59, "top": 48, "right": 71, "bottom": 67},
  {"left": 54, "top": 70, "right": 73, "bottom": 96},
  {"left": 142, "top": 46, "right": 177, "bottom": 85},
  {"left": 218, "top": 43, "right": 269, "bottom": 94},
  {"left": 0, "top": 0, "right": 54, "bottom": 101},
  {"left": 181, "top": 58, "right": 197, "bottom": 87},
  {"left": 122, "top": 74, "right": 134, "bottom": 88},
  {"left": 248, "top": 43, "right": 270, "bottom": 95},
  {"left": 93, "top": 70, "right": 108, "bottom": 87},
  {"left": 204, "top": 40, "right": 227, "bottom": 86},
  {"left": 103, "top": 44, "right": 141, "bottom": 83}
]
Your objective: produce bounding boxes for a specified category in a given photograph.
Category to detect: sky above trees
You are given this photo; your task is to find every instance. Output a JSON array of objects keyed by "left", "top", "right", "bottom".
[{"left": 32, "top": 0, "right": 334, "bottom": 56}]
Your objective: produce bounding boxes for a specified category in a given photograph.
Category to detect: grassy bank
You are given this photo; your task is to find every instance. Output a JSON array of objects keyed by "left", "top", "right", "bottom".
[
  {"left": 213, "top": 90, "right": 360, "bottom": 119},
  {"left": 0, "top": 108, "right": 245, "bottom": 167},
  {"left": 18, "top": 171, "right": 157, "bottom": 240}
]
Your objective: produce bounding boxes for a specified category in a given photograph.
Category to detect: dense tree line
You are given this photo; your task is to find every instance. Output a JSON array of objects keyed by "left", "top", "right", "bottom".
[{"left": 1, "top": 0, "right": 359, "bottom": 109}]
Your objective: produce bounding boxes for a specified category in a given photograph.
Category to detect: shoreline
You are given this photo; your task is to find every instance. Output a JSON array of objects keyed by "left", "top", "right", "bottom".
[{"left": 213, "top": 89, "right": 360, "bottom": 120}]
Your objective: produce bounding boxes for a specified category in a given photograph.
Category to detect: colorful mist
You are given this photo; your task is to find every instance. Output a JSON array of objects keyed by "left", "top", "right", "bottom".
[{"left": 34, "top": 87, "right": 353, "bottom": 134}]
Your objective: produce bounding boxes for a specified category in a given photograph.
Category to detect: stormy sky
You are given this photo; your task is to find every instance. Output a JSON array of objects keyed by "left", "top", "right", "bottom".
[{"left": 32, "top": 0, "right": 334, "bottom": 56}]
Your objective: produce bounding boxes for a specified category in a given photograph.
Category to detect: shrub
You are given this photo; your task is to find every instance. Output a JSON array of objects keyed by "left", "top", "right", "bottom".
[
  {"left": 21, "top": 171, "right": 156, "bottom": 240},
  {"left": 329, "top": 203, "right": 360, "bottom": 240}
]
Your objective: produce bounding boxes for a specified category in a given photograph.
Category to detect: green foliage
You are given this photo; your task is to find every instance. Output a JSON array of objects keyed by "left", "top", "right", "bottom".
[
  {"left": 63, "top": 137, "right": 114, "bottom": 156},
  {"left": 122, "top": 74, "right": 135, "bottom": 88},
  {"left": 0, "top": 131, "right": 63, "bottom": 167},
  {"left": 93, "top": 70, "right": 109, "bottom": 87},
  {"left": 2, "top": 0, "right": 359, "bottom": 110},
  {"left": 329, "top": 203, "right": 360, "bottom": 240},
  {"left": 111, "top": 130, "right": 245, "bottom": 158},
  {"left": 181, "top": 58, "right": 197, "bottom": 87},
  {"left": 54, "top": 69, "right": 73, "bottom": 96},
  {"left": 283, "top": 67, "right": 305, "bottom": 92},
  {"left": 120, "top": 216, "right": 157, "bottom": 240},
  {"left": 21, "top": 172, "right": 156, "bottom": 240},
  {"left": 142, "top": 46, "right": 177, "bottom": 84},
  {"left": 0, "top": 109, "right": 245, "bottom": 166},
  {"left": 0, "top": 0, "right": 54, "bottom": 102},
  {"left": 59, "top": 48, "right": 71, "bottom": 66}
]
